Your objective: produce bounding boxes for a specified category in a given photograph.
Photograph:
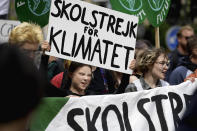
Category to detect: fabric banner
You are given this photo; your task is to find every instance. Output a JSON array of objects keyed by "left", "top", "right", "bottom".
[
  {"left": 30, "top": 80, "right": 197, "bottom": 131},
  {"left": 45, "top": 0, "right": 138, "bottom": 74}
]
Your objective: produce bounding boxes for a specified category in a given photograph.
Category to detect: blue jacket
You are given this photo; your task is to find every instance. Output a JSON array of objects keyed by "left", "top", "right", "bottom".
[
  {"left": 165, "top": 49, "right": 186, "bottom": 82},
  {"left": 169, "top": 57, "right": 197, "bottom": 85}
]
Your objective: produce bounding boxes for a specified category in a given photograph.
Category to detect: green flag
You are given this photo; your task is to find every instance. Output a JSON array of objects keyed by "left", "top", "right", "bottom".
[
  {"left": 30, "top": 97, "right": 69, "bottom": 131},
  {"left": 110, "top": 0, "right": 171, "bottom": 27},
  {"left": 15, "top": 0, "right": 51, "bottom": 27},
  {"left": 110, "top": 0, "right": 146, "bottom": 24},
  {"left": 143, "top": 0, "right": 171, "bottom": 27}
]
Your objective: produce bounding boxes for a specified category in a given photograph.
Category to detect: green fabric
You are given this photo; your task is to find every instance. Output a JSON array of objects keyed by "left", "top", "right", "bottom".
[
  {"left": 47, "top": 61, "right": 61, "bottom": 81},
  {"left": 143, "top": 0, "right": 171, "bottom": 27},
  {"left": 110, "top": 0, "right": 146, "bottom": 24},
  {"left": 15, "top": 0, "right": 50, "bottom": 27},
  {"left": 110, "top": 0, "right": 171, "bottom": 27},
  {"left": 30, "top": 97, "right": 69, "bottom": 131}
]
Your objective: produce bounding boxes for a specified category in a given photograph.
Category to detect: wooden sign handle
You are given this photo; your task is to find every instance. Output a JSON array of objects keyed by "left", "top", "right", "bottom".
[{"left": 155, "top": 27, "right": 160, "bottom": 48}]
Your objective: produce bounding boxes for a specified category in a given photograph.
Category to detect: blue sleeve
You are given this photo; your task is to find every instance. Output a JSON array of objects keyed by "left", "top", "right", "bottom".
[{"left": 169, "top": 66, "right": 187, "bottom": 85}]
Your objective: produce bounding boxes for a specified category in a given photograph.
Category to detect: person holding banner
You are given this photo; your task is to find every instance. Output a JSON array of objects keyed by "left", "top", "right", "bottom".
[
  {"left": 114, "top": 39, "right": 153, "bottom": 94},
  {"left": 169, "top": 35, "right": 197, "bottom": 85},
  {"left": 125, "top": 48, "right": 169, "bottom": 92},
  {"left": 51, "top": 66, "right": 117, "bottom": 95},
  {"left": 61, "top": 61, "right": 95, "bottom": 97}
]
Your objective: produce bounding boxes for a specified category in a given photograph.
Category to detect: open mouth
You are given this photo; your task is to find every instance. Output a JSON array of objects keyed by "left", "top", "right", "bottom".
[{"left": 81, "top": 82, "right": 87, "bottom": 87}]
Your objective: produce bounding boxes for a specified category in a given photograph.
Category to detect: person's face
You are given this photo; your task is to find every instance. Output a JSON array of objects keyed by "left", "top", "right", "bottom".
[
  {"left": 151, "top": 54, "right": 169, "bottom": 80},
  {"left": 178, "top": 29, "right": 194, "bottom": 50},
  {"left": 70, "top": 66, "right": 92, "bottom": 92},
  {"left": 20, "top": 43, "right": 39, "bottom": 59}
]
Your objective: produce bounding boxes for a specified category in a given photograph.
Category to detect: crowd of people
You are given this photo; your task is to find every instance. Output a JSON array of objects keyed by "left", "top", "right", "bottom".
[{"left": 1, "top": 21, "right": 197, "bottom": 130}]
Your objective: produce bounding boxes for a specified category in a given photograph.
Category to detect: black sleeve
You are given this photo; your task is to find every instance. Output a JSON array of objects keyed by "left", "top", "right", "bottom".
[
  {"left": 38, "top": 55, "right": 67, "bottom": 97},
  {"left": 44, "top": 83, "right": 68, "bottom": 97},
  {"left": 115, "top": 73, "right": 130, "bottom": 94},
  {"left": 176, "top": 92, "right": 197, "bottom": 131},
  {"left": 39, "top": 54, "right": 49, "bottom": 74}
]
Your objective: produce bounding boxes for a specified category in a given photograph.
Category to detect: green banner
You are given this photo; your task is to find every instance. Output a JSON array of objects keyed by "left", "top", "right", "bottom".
[
  {"left": 110, "top": 0, "right": 171, "bottom": 27},
  {"left": 143, "top": 0, "right": 171, "bottom": 27},
  {"left": 15, "top": 0, "right": 51, "bottom": 27},
  {"left": 110, "top": 0, "right": 146, "bottom": 24}
]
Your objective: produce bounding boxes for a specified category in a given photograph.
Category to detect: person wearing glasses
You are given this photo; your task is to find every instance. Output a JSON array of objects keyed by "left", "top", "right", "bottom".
[
  {"left": 8, "top": 22, "right": 68, "bottom": 97},
  {"left": 165, "top": 25, "right": 194, "bottom": 82},
  {"left": 169, "top": 35, "right": 197, "bottom": 85},
  {"left": 125, "top": 48, "right": 169, "bottom": 92},
  {"left": 9, "top": 22, "right": 50, "bottom": 69}
]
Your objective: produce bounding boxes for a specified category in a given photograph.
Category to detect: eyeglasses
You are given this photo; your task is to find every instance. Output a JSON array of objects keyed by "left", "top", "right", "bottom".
[
  {"left": 155, "top": 61, "right": 170, "bottom": 67},
  {"left": 21, "top": 49, "right": 41, "bottom": 57},
  {"left": 181, "top": 35, "right": 193, "bottom": 40}
]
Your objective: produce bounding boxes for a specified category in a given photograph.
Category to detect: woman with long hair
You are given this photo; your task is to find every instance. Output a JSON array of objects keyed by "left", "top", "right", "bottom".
[
  {"left": 125, "top": 48, "right": 169, "bottom": 92},
  {"left": 62, "top": 62, "right": 94, "bottom": 97}
]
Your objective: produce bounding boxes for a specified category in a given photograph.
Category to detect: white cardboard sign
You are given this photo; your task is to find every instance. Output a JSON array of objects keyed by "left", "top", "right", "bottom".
[
  {"left": 46, "top": 0, "right": 138, "bottom": 74},
  {"left": 0, "top": 20, "right": 20, "bottom": 44}
]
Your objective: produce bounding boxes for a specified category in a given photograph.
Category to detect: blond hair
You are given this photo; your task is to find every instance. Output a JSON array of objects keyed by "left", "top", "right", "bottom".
[
  {"left": 137, "top": 48, "right": 168, "bottom": 74},
  {"left": 9, "top": 22, "right": 44, "bottom": 46},
  {"left": 177, "top": 25, "right": 194, "bottom": 38}
]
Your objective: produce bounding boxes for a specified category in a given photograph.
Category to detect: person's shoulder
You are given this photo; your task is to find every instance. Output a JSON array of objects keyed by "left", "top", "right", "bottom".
[
  {"left": 85, "top": 90, "right": 97, "bottom": 95},
  {"left": 172, "top": 66, "right": 188, "bottom": 73},
  {"left": 129, "top": 75, "right": 138, "bottom": 83},
  {"left": 125, "top": 82, "right": 137, "bottom": 92},
  {"left": 170, "top": 66, "right": 187, "bottom": 79},
  {"left": 160, "top": 79, "right": 169, "bottom": 86}
]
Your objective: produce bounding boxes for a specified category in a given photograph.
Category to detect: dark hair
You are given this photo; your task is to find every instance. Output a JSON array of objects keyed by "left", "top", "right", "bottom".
[
  {"left": 62, "top": 62, "right": 92, "bottom": 89},
  {"left": 135, "top": 39, "right": 153, "bottom": 50},
  {"left": 187, "top": 35, "right": 197, "bottom": 57},
  {"left": 0, "top": 43, "right": 45, "bottom": 123},
  {"left": 177, "top": 25, "right": 194, "bottom": 38}
]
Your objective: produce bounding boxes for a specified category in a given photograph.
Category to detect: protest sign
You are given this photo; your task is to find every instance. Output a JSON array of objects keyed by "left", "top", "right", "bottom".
[
  {"left": 110, "top": 0, "right": 171, "bottom": 27},
  {"left": 45, "top": 0, "right": 138, "bottom": 74},
  {"left": 30, "top": 80, "right": 197, "bottom": 131},
  {"left": 110, "top": 0, "right": 146, "bottom": 24},
  {"left": 143, "top": 0, "right": 171, "bottom": 27},
  {"left": 0, "top": 20, "right": 20, "bottom": 44},
  {"left": 165, "top": 26, "right": 180, "bottom": 51},
  {"left": 110, "top": 0, "right": 171, "bottom": 48},
  {"left": 15, "top": 0, "right": 50, "bottom": 27}
]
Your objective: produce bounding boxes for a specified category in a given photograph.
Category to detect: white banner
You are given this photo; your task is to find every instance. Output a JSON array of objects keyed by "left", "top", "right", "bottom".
[
  {"left": 46, "top": 80, "right": 197, "bottom": 131},
  {"left": 0, "top": 20, "right": 20, "bottom": 44},
  {"left": 45, "top": 0, "right": 138, "bottom": 74}
]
